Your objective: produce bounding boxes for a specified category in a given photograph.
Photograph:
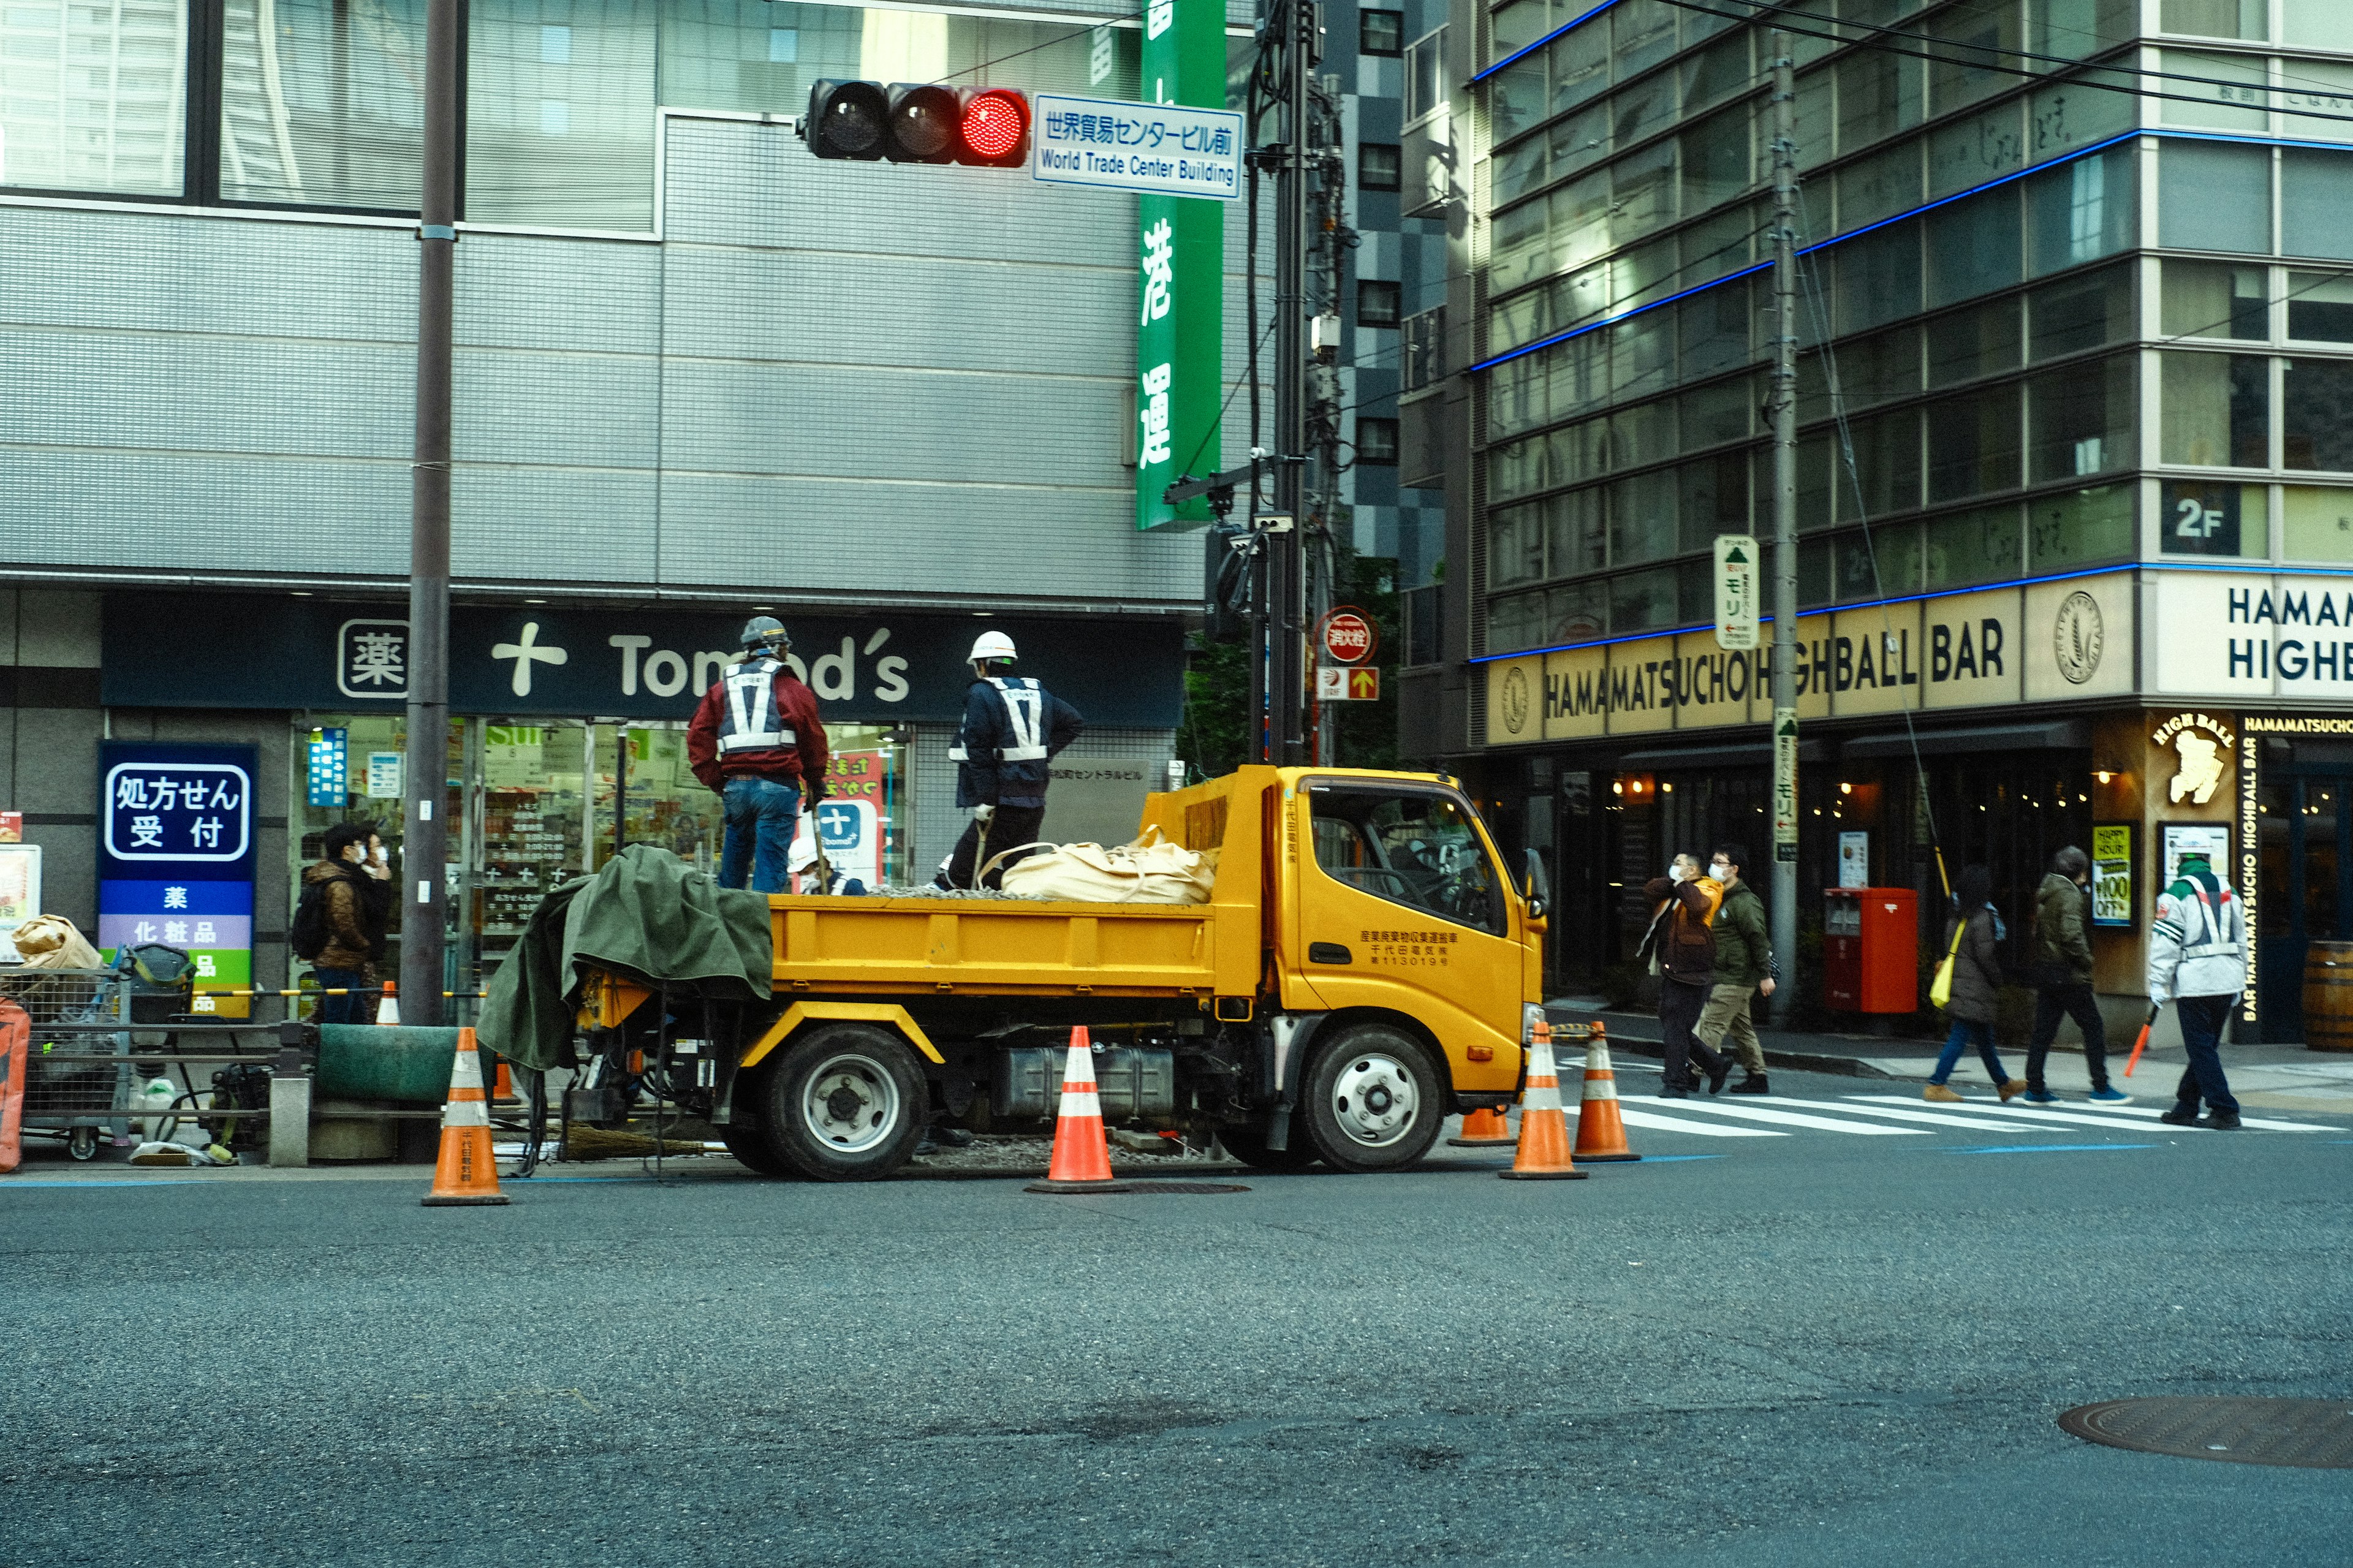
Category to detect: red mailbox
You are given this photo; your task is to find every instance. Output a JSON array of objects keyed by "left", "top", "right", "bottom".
[{"left": 1823, "top": 887, "right": 1918, "bottom": 1014}]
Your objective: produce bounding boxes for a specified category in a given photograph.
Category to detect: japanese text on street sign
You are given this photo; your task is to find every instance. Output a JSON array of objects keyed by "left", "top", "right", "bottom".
[
  {"left": 1714, "top": 534, "right": 1759, "bottom": 651},
  {"left": 104, "top": 762, "right": 251, "bottom": 862},
  {"left": 1772, "top": 708, "right": 1799, "bottom": 862},
  {"left": 1033, "top": 93, "right": 1241, "bottom": 200},
  {"left": 1322, "top": 608, "right": 1377, "bottom": 665},
  {"left": 1316, "top": 666, "right": 1381, "bottom": 701}
]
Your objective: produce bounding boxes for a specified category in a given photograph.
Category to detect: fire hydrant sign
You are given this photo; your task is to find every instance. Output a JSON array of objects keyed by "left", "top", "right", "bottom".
[
  {"left": 1322, "top": 607, "right": 1377, "bottom": 665},
  {"left": 1032, "top": 94, "right": 1242, "bottom": 200},
  {"left": 97, "top": 741, "right": 258, "bottom": 1015}
]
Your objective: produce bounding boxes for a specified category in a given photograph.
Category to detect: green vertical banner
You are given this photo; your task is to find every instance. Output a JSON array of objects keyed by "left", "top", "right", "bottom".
[{"left": 1135, "top": 0, "right": 1225, "bottom": 530}]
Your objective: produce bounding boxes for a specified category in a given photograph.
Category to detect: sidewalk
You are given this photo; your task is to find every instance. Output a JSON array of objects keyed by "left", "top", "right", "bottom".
[{"left": 1544, "top": 997, "right": 2353, "bottom": 1113}]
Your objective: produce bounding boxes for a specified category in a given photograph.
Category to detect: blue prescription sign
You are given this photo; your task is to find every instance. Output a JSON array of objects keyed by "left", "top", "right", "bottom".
[
  {"left": 99, "top": 743, "right": 259, "bottom": 1014},
  {"left": 307, "top": 727, "right": 349, "bottom": 808}
]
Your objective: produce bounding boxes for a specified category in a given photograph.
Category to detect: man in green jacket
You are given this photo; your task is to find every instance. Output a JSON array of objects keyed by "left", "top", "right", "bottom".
[
  {"left": 1695, "top": 842, "right": 1774, "bottom": 1095},
  {"left": 2024, "top": 846, "right": 2128, "bottom": 1104}
]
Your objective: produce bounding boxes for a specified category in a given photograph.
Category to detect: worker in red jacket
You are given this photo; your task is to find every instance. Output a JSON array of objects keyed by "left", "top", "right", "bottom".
[{"left": 686, "top": 617, "right": 829, "bottom": 893}]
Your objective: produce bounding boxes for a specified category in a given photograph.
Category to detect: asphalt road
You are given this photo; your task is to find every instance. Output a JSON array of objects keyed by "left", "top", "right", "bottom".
[{"left": 5, "top": 1066, "right": 2350, "bottom": 1567}]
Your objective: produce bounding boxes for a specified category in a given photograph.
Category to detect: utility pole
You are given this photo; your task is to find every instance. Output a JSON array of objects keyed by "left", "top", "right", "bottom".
[
  {"left": 1767, "top": 37, "right": 1800, "bottom": 1018},
  {"left": 1268, "top": 0, "right": 1312, "bottom": 767},
  {"left": 401, "top": 0, "right": 460, "bottom": 1028}
]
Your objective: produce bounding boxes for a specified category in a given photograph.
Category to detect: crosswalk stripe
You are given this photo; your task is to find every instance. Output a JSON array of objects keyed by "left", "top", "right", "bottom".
[
  {"left": 1765, "top": 1095, "right": 2058, "bottom": 1132},
  {"left": 1621, "top": 1096, "right": 1926, "bottom": 1135},
  {"left": 1615, "top": 1106, "right": 1783, "bottom": 1138},
  {"left": 2063, "top": 1102, "right": 2336, "bottom": 1134},
  {"left": 1844, "top": 1094, "right": 2325, "bottom": 1134}
]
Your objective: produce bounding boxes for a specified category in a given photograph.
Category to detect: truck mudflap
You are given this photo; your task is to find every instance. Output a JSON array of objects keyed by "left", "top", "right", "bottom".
[{"left": 1261, "top": 1012, "right": 1328, "bottom": 1151}]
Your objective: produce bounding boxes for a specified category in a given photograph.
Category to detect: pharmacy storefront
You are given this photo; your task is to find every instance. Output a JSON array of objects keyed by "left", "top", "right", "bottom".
[{"left": 101, "top": 594, "right": 1183, "bottom": 1012}]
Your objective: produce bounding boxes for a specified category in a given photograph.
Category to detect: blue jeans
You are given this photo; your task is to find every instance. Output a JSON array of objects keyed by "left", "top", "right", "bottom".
[
  {"left": 2173, "top": 994, "right": 2240, "bottom": 1115},
  {"left": 313, "top": 966, "right": 366, "bottom": 1026},
  {"left": 1931, "top": 1018, "right": 2009, "bottom": 1086},
  {"left": 721, "top": 776, "right": 799, "bottom": 894}
]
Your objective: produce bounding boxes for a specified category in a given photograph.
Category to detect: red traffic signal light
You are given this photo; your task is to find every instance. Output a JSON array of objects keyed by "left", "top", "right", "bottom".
[
  {"left": 801, "top": 80, "right": 1028, "bottom": 169},
  {"left": 954, "top": 88, "right": 1029, "bottom": 167}
]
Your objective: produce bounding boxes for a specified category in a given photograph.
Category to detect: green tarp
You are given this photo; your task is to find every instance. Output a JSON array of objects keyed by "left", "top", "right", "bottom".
[{"left": 476, "top": 844, "right": 773, "bottom": 1071}]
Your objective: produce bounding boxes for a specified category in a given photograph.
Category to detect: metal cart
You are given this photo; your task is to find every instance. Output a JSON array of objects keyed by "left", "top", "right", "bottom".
[{"left": 2, "top": 966, "right": 140, "bottom": 1161}]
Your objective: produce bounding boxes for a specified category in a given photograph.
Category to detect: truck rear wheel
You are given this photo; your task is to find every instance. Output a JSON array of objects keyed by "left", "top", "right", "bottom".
[
  {"left": 1300, "top": 1025, "right": 1444, "bottom": 1172},
  {"left": 1219, "top": 1113, "right": 1320, "bottom": 1172},
  {"left": 765, "top": 1024, "right": 928, "bottom": 1181}
]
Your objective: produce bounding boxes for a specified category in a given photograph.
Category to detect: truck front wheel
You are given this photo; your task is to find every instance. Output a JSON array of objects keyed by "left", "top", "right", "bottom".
[
  {"left": 764, "top": 1025, "right": 929, "bottom": 1181},
  {"left": 1299, "top": 1025, "right": 1445, "bottom": 1172}
]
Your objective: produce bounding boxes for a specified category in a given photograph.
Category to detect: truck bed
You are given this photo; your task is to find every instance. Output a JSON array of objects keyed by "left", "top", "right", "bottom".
[{"left": 765, "top": 894, "right": 1249, "bottom": 999}]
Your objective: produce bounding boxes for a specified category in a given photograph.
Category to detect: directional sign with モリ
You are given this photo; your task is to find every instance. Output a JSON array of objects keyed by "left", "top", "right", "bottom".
[
  {"left": 1031, "top": 93, "right": 1243, "bottom": 201},
  {"left": 1714, "top": 532, "right": 1759, "bottom": 651}
]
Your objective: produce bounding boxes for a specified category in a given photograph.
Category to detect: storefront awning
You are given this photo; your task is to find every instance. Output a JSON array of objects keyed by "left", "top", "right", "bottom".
[
  {"left": 1615, "top": 740, "right": 1828, "bottom": 771},
  {"left": 1840, "top": 719, "right": 2091, "bottom": 760}
]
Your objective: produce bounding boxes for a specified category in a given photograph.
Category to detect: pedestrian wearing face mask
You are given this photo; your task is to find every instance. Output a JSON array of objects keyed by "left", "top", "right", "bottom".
[
  {"left": 1694, "top": 842, "right": 1775, "bottom": 1096},
  {"left": 1639, "top": 853, "right": 1733, "bottom": 1098}
]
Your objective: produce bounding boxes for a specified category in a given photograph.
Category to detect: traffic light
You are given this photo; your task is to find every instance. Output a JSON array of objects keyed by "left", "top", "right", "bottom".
[{"left": 803, "top": 81, "right": 1031, "bottom": 167}]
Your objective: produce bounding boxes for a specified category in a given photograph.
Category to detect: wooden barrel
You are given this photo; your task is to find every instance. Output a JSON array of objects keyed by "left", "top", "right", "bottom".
[{"left": 2303, "top": 942, "right": 2353, "bottom": 1052}]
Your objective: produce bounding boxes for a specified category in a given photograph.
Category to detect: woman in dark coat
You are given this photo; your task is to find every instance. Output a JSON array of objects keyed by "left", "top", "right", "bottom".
[{"left": 1925, "top": 865, "right": 2027, "bottom": 1103}]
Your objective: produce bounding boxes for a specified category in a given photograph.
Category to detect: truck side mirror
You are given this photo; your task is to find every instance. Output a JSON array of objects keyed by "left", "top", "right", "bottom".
[{"left": 1523, "top": 847, "right": 1548, "bottom": 922}]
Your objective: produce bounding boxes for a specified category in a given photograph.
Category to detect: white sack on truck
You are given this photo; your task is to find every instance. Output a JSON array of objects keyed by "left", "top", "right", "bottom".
[{"left": 988, "top": 828, "right": 1216, "bottom": 904}]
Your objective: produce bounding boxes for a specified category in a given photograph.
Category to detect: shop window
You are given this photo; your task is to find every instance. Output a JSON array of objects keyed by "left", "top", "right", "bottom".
[
  {"left": 1547, "top": 487, "right": 1608, "bottom": 576},
  {"left": 2159, "top": 260, "right": 2267, "bottom": 343},
  {"left": 2031, "top": 262, "right": 2136, "bottom": 359},
  {"left": 2027, "top": 483, "right": 2134, "bottom": 571},
  {"left": 2282, "top": 150, "right": 2353, "bottom": 261},
  {"left": 1607, "top": 469, "right": 1678, "bottom": 566},
  {"left": 2160, "top": 0, "right": 2265, "bottom": 40},
  {"left": 1358, "top": 279, "right": 1402, "bottom": 327},
  {"left": 1360, "top": 143, "right": 1403, "bottom": 192},
  {"left": 1924, "top": 501, "right": 2023, "bottom": 589},
  {"left": 2026, "top": 354, "right": 2134, "bottom": 483},
  {"left": 2157, "top": 140, "right": 2268, "bottom": 255},
  {"left": 0, "top": 0, "right": 189, "bottom": 196},
  {"left": 1608, "top": 398, "right": 1677, "bottom": 471},
  {"left": 1360, "top": 7, "right": 1403, "bottom": 56},
  {"left": 2283, "top": 485, "right": 2353, "bottom": 561},
  {"left": 1485, "top": 591, "right": 1544, "bottom": 654},
  {"left": 1925, "top": 298, "right": 2020, "bottom": 388},
  {"left": 1609, "top": 566, "right": 1679, "bottom": 634},
  {"left": 2284, "top": 358, "right": 2353, "bottom": 471},
  {"left": 1357, "top": 416, "right": 1400, "bottom": 464},
  {"left": 1836, "top": 520, "right": 1923, "bottom": 601},
  {"left": 2159, "top": 351, "right": 2270, "bottom": 467},
  {"left": 2159, "top": 479, "right": 2267, "bottom": 557},
  {"left": 2158, "top": 48, "right": 2269, "bottom": 132},
  {"left": 2288, "top": 272, "right": 2353, "bottom": 343},
  {"left": 1923, "top": 381, "right": 2022, "bottom": 502},
  {"left": 1926, "top": 194, "right": 2022, "bottom": 310}
]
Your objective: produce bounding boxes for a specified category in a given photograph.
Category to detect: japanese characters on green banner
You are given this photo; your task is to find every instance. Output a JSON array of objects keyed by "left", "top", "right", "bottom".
[{"left": 1135, "top": 0, "right": 1224, "bottom": 531}]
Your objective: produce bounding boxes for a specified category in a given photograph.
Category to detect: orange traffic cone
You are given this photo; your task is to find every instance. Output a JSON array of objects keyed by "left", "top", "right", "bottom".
[
  {"left": 1499, "top": 1020, "right": 1586, "bottom": 1181},
  {"left": 1025, "top": 1026, "right": 1129, "bottom": 1194},
  {"left": 1447, "top": 1106, "right": 1517, "bottom": 1147},
  {"left": 1571, "top": 1023, "right": 1641, "bottom": 1163},
  {"left": 376, "top": 979, "right": 400, "bottom": 1026},
  {"left": 422, "top": 1028, "right": 509, "bottom": 1206}
]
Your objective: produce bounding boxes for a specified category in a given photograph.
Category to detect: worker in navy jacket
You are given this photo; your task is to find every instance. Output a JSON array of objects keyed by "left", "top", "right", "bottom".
[{"left": 938, "top": 629, "right": 1083, "bottom": 890}]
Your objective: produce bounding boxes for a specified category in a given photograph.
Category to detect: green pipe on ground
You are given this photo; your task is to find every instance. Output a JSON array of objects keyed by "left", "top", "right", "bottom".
[{"left": 316, "top": 1025, "right": 495, "bottom": 1104}]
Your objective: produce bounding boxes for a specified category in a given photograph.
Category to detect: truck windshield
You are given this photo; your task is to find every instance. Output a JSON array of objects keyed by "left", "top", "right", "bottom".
[{"left": 1307, "top": 785, "right": 1506, "bottom": 935}]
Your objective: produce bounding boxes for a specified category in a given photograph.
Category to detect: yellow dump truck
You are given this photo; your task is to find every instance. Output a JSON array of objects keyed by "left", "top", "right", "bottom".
[{"left": 578, "top": 767, "right": 1548, "bottom": 1179}]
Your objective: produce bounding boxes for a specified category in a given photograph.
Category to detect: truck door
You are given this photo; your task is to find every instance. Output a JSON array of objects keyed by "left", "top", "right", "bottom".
[{"left": 1296, "top": 779, "right": 1525, "bottom": 1070}]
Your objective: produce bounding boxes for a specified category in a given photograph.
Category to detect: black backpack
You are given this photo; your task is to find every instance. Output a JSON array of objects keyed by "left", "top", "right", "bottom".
[{"left": 289, "top": 871, "right": 345, "bottom": 961}]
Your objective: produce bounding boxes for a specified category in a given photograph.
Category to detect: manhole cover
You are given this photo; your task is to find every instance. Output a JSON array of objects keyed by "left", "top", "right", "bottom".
[
  {"left": 1122, "top": 1181, "right": 1251, "bottom": 1195},
  {"left": 2058, "top": 1398, "right": 2353, "bottom": 1469}
]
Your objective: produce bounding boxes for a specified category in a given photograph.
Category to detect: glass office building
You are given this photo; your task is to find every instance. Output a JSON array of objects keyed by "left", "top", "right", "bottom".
[{"left": 1432, "top": 0, "right": 2353, "bottom": 1040}]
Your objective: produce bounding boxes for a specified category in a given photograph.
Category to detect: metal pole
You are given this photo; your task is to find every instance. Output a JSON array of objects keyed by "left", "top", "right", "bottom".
[
  {"left": 1767, "top": 37, "right": 1800, "bottom": 1017},
  {"left": 400, "top": 0, "right": 460, "bottom": 1029},
  {"left": 1269, "top": 0, "right": 1309, "bottom": 767}
]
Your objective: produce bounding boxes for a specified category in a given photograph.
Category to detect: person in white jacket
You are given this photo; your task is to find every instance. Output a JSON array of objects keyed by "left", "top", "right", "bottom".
[{"left": 2146, "top": 849, "right": 2245, "bottom": 1131}]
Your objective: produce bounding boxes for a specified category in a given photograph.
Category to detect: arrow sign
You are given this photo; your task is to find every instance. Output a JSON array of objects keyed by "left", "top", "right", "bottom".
[{"left": 1714, "top": 532, "right": 1760, "bottom": 651}]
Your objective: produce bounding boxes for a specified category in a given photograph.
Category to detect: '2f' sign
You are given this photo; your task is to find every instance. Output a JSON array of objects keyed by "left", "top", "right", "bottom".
[{"left": 2176, "top": 497, "right": 2229, "bottom": 538}]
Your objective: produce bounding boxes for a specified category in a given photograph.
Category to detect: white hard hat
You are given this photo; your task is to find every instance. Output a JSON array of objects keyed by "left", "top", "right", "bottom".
[{"left": 969, "top": 629, "right": 1018, "bottom": 664}]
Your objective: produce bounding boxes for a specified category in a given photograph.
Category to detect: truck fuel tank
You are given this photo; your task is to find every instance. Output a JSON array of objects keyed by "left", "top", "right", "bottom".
[{"left": 996, "top": 1046, "right": 1176, "bottom": 1124}]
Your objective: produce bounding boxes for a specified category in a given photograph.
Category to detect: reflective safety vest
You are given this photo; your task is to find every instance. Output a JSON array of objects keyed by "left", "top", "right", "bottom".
[
  {"left": 715, "top": 657, "right": 798, "bottom": 754},
  {"left": 948, "top": 676, "right": 1051, "bottom": 763}
]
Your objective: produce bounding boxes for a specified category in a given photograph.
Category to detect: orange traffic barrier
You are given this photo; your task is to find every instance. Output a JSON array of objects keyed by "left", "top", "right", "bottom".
[
  {"left": 1025, "top": 1026, "right": 1129, "bottom": 1194},
  {"left": 422, "top": 1028, "right": 510, "bottom": 1206},
  {"left": 1447, "top": 1106, "right": 1517, "bottom": 1147},
  {"left": 1571, "top": 1023, "right": 1641, "bottom": 1163},
  {"left": 376, "top": 979, "right": 401, "bottom": 1026},
  {"left": 1499, "top": 1020, "right": 1587, "bottom": 1181},
  {"left": 491, "top": 1058, "right": 520, "bottom": 1105},
  {"left": 0, "top": 999, "right": 26, "bottom": 1175}
]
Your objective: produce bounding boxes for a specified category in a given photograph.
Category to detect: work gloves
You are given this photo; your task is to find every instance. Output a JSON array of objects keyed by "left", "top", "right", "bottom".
[{"left": 972, "top": 805, "right": 996, "bottom": 824}]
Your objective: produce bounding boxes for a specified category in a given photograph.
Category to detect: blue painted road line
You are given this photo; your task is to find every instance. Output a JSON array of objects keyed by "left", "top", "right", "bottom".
[
  {"left": 1947, "top": 1144, "right": 2159, "bottom": 1155},
  {"left": 2, "top": 1179, "right": 202, "bottom": 1189},
  {"left": 1635, "top": 1154, "right": 1726, "bottom": 1164}
]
